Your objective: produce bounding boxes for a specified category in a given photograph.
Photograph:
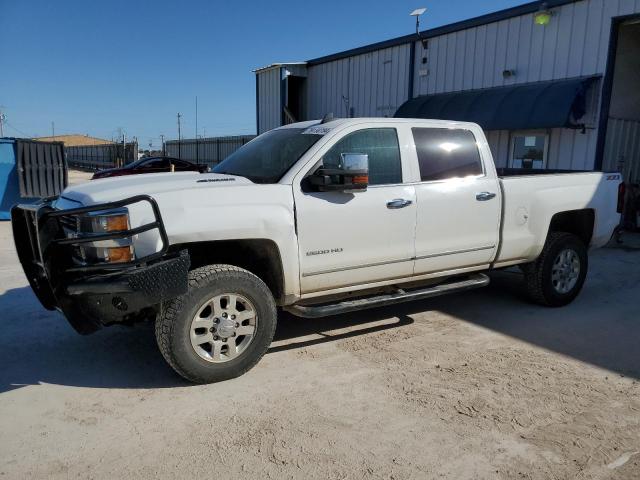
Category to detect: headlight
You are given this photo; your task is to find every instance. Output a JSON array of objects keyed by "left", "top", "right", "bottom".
[
  {"left": 63, "top": 209, "right": 135, "bottom": 264},
  {"left": 80, "top": 211, "right": 130, "bottom": 233}
]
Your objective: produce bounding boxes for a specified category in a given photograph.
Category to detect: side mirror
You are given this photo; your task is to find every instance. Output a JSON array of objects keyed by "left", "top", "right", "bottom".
[{"left": 309, "top": 153, "right": 369, "bottom": 192}]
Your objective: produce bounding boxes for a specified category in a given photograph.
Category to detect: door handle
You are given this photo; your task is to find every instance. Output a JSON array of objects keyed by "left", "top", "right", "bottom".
[
  {"left": 476, "top": 192, "right": 496, "bottom": 201},
  {"left": 386, "top": 199, "right": 413, "bottom": 209}
]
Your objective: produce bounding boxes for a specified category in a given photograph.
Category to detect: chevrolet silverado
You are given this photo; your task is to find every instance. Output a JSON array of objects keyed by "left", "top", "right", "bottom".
[{"left": 12, "top": 118, "right": 623, "bottom": 383}]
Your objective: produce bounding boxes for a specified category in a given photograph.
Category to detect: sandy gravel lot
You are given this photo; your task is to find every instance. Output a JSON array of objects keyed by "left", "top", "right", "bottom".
[{"left": 0, "top": 171, "right": 638, "bottom": 479}]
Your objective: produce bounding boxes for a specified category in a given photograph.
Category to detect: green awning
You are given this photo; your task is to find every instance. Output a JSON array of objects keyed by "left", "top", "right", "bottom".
[{"left": 394, "top": 76, "right": 599, "bottom": 130}]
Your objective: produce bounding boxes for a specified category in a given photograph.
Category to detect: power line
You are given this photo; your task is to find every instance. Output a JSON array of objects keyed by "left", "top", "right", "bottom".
[{"left": 4, "top": 121, "right": 32, "bottom": 138}]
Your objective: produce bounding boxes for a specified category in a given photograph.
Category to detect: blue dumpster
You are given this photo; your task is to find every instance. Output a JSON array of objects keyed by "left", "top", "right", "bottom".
[{"left": 0, "top": 138, "right": 67, "bottom": 220}]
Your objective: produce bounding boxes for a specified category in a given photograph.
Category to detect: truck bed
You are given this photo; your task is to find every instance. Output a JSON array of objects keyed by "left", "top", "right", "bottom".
[{"left": 494, "top": 170, "right": 621, "bottom": 267}]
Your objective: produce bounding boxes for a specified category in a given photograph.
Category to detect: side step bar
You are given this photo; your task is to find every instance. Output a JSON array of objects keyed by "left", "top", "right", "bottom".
[{"left": 285, "top": 273, "right": 490, "bottom": 319}]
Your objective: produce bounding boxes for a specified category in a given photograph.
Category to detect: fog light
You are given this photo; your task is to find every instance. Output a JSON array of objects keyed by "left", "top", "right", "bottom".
[{"left": 106, "top": 246, "right": 133, "bottom": 263}]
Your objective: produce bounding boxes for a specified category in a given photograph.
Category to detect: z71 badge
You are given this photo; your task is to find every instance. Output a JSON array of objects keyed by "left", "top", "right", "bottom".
[{"left": 306, "top": 248, "right": 343, "bottom": 256}]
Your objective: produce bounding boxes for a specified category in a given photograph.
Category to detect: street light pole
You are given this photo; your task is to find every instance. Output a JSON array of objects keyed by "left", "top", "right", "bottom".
[
  {"left": 177, "top": 112, "right": 182, "bottom": 159},
  {"left": 195, "top": 96, "right": 199, "bottom": 164}
]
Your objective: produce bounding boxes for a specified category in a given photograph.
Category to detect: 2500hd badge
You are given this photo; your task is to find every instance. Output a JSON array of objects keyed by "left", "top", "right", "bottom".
[{"left": 306, "top": 248, "right": 344, "bottom": 256}]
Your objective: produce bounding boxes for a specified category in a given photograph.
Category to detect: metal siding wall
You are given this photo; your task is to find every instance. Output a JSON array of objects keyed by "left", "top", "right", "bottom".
[
  {"left": 603, "top": 118, "right": 640, "bottom": 182},
  {"left": 267, "top": 0, "right": 640, "bottom": 169},
  {"left": 409, "top": 0, "right": 640, "bottom": 170},
  {"left": 257, "top": 68, "right": 281, "bottom": 134},
  {"left": 413, "top": 0, "right": 640, "bottom": 95},
  {"left": 306, "top": 44, "right": 411, "bottom": 119},
  {"left": 485, "top": 130, "right": 512, "bottom": 168}
]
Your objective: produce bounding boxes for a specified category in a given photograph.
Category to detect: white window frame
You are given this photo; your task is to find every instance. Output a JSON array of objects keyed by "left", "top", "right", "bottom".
[{"left": 509, "top": 130, "right": 550, "bottom": 169}]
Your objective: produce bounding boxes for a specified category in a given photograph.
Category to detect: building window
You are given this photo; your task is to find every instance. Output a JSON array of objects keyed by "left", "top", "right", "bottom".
[
  {"left": 510, "top": 132, "right": 548, "bottom": 169},
  {"left": 322, "top": 128, "right": 402, "bottom": 185},
  {"left": 411, "top": 128, "right": 483, "bottom": 182}
]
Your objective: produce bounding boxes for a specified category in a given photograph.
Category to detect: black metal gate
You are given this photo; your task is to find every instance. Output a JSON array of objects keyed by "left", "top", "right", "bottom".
[
  {"left": 65, "top": 142, "right": 138, "bottom": 170},
  {"left": 16, "top": 139, "right": 67, "bottom": 198}
]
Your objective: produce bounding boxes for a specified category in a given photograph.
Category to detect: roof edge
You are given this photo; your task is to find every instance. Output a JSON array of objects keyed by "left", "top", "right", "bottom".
[
  {"left": 307, "top": 0, "right": 578, "bottom": 66},
  {"left": 253, "top": 62, "right": 307, "bottom": 73}
]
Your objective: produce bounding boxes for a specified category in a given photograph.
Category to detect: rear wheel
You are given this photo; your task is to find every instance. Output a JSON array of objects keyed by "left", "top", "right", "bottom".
[
  {"left": 522, "top": 232, "right": 588, "bottom": 307},
  {"left": 155, "top": 264, "right": 277, "bottom": 383}
]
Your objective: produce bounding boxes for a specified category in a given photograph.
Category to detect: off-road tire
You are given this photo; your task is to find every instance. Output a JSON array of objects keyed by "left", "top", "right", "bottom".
[
  {"left": 155, "top": 264, "right": 277, "bottom": 383},
  {"left": 522, "top": 232, "right": 588, "bottom": 307}
]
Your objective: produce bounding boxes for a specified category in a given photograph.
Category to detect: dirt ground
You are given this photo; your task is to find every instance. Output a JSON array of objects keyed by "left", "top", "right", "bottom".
[
  {"left": 0, "top": 171, "right": 638, "bottom": 479},
  {"left": 67, "top": 168, "right": 95, "bottom": 184}
]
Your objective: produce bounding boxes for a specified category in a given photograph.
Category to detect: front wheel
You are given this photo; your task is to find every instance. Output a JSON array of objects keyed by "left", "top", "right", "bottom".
[
  {"left": 155, "top": 264, "right": 277, "bottom": 383},
  {"left": 522, "top": 232, "right": 588, "bottom": 307}
]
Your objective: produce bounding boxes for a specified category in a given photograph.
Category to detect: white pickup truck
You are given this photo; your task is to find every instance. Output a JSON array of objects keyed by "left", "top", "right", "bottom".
[{"left": 12, "top": 118, "right": 623, "bottom": 383}]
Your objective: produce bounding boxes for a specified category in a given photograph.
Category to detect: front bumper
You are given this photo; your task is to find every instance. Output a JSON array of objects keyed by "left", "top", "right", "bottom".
[{"left": 11, "top": 196, "right": 189, "bottom": 334}]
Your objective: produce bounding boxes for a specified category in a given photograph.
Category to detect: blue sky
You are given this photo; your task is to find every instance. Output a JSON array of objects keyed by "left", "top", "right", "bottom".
[{"left": 1, "top": 0, "right": 529, "bottom": 148}]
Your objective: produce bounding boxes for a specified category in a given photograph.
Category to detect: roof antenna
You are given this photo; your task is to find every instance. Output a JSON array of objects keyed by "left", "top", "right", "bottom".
[{"left": 320, "top": 112, "right": 334, "bottom": 124}]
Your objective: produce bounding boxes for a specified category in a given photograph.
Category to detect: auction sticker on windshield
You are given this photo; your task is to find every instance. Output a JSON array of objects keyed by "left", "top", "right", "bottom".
[{"left": 302, "top": 126, "right": 333, "bottom": 135}]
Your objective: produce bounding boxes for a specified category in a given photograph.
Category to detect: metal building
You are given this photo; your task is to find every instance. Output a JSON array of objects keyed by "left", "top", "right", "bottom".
[{"left": 255, "top": 0, "right": 640, "bottom": 182}]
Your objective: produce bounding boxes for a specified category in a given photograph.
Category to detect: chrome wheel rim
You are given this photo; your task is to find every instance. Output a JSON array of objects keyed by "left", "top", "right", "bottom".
[
  {"left": 551, "top": 248, "right": 580, "bottom": 294},
  {"left": 190, "top": 293, "right": 257, "bottom": 363}
]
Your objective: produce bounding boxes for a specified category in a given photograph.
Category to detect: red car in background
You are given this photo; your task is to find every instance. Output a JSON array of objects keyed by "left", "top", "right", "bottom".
[{"left": 92, "top": 156, "right": 209, "bottom": 180}]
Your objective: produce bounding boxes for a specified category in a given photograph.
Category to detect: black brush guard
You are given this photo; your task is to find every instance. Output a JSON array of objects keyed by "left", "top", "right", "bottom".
[{"left": 11, "top": 195, "right": 189, "bottom": 334}]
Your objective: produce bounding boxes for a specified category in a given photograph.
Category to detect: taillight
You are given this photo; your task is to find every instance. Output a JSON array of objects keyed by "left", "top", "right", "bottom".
[{"left": 617, "top": 182, "right": 626, "bottom": 214}]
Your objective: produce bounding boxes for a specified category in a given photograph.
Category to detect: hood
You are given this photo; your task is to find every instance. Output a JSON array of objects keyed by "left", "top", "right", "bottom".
[{"left": 61, "top": 171, "right": 253, "bottom": 205}]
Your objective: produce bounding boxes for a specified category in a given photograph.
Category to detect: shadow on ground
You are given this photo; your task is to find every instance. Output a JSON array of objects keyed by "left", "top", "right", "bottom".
[
  {"left": 0, "top": 286, "right": 414, "bottom": 392},
  {"left": 1, "top": 245, "right": 638, "bottom": 392},
  {"left": 391, "top": 260, "right": 640, "bottom": 381}
]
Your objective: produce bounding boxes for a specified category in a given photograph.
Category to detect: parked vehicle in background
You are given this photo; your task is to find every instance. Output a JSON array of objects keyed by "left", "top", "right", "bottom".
[
  {"left": 91, "top": 156, "right": 209, "bottom": 179},
  {"left": 12, "top": 118, "right": 623, "bottom": 384}
]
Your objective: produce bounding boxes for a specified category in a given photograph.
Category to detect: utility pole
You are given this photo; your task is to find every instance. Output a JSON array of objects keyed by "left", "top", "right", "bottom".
[
  {"left": 51, "top": 121, "right": 55, "bottom": 137},
  {"left": 0, "top": 109, "right": 5, "bottom": 137},
  {"left": 122, "top": 132, "right": 126, "bottom": 167},
  {"left": 177, "top": 112, "right": 182, "bottom": 159},
  {"left": 195, "top": 96, "right": 199, "bottom": 164},
  {"left": 160, "top": 134, "right": 165, "bottom": 155}
]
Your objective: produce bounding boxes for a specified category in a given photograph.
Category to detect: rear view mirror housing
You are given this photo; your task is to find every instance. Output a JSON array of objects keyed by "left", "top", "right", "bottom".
[{"left": 308, "top": 153, "right": 369, "bottom": 192}]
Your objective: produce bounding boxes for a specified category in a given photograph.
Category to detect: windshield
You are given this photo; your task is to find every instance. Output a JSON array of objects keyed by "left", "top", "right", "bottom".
[{"left": 213, "top": 128, "right": 323, "bottom": 183}]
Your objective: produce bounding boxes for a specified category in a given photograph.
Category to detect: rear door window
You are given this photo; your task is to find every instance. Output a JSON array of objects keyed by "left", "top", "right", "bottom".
[{"left": 412, "top": 128, "right": 483, "bottom": 182}]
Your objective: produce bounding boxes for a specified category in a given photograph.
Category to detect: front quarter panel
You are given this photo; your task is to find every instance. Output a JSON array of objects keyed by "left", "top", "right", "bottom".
[{"left": 152, "top": 184, "right": 300, "bottom": 297}]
